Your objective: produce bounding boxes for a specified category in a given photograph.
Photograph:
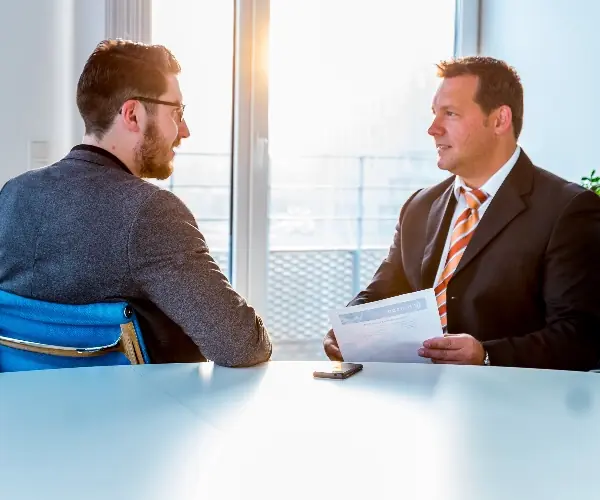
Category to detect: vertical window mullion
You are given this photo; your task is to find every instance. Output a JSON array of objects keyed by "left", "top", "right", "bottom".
[
  {"left": 106, "top": 0, "right": 151, "bottom": 42},
  {"left": 231, "top": 0, "right": 270, "bottom": 317},
  {"left": 454, "top": 0, "right": 481, "bottom": 56}
]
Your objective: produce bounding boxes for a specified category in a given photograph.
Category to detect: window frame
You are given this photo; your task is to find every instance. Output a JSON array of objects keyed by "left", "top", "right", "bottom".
[
  {"left": 454, "top": 0, "right": 481, "bottom": 56},
  {"left": 141, "top": 0, "right": 480, "bottom": 322},
  {"left": 231, "top": 0, "right": 270, "bottom": 318}
]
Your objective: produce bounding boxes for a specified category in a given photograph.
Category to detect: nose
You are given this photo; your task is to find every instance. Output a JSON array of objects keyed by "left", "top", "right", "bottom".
[
  {"left": 179, "top": 118, "right": 190, "bottom": 139},
  {"left": 428, "top": 116, "right": 443, "bottom": 137}
]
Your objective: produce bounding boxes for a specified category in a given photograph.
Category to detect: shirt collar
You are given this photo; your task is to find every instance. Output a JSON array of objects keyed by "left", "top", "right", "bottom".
[
  {"left": 70, "top": 144, "right": 133, "bottom": 175},
  {"left": 453, "top": 145, "right": 521, "bottom": 200}
]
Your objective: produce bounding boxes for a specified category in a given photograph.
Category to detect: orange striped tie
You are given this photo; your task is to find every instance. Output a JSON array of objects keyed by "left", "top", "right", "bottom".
[{"left": 434, "top": 188, "right": 488, "bottom": 330}]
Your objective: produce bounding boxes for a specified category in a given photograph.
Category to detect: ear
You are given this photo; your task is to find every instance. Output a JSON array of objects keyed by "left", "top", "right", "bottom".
[
  {"left": 119, "top": 100, "right": 142, "bottom": 133},
  {"left": 493, "top": 105, "right": 513, "bottom": 136}
]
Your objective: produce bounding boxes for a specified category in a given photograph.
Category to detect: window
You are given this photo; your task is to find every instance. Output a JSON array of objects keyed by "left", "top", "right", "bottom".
[
  {"left": 266, "top": 0, "right": 456, "bottom": 359},
  {"left": 151, "top": 0, "right": 235, "bottom": 277},
  {"left": 151, "top": 0, "right": 458, "bottom": 361}
]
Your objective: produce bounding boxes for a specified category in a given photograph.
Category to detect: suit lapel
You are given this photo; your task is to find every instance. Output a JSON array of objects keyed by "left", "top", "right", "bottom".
[
  {"left": 421, "top": 182, "right": 456, "bottom": 288},
  {"left": 453, "top": 151, "right": 534, "bottom": 278}
]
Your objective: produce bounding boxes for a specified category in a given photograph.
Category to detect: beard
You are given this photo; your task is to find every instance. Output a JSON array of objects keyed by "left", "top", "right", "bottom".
[{"left": 136, "top": 119, "right": 178, "bottom": 180}]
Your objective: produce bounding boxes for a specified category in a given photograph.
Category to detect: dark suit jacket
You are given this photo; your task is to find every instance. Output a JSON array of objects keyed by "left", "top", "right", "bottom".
[
  {"left": 349, "top": 150, "right": 600, "bottom": 370},
  {"left": 0, "top": 146, "right": 272, "bottom": 367}
]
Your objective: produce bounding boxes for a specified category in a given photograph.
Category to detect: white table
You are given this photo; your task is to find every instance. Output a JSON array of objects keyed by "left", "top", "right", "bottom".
[{"left": 0, "top": 361, "right": 598, "bottom": 499}]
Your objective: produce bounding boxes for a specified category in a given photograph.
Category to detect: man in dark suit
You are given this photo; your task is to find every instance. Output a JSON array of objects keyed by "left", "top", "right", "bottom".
[
  {"left": 0, "top": 40, "right": 272, "bottom": 367},
  {"left": 324, "top": 56, "right": 600, "bottom": 371}
]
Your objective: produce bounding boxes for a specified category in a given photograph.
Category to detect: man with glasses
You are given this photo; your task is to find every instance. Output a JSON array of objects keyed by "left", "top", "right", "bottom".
[{"left": 0, "top": 40, "right": 272, "bottom": 367}]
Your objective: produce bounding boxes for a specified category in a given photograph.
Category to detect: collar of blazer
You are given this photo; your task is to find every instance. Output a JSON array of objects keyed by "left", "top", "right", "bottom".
[
  {"left": 421, "top": 149, "right": 535, "bottom": 286},
  {"left": 67, "top": 144, "right": 134, "bottom": 176}
]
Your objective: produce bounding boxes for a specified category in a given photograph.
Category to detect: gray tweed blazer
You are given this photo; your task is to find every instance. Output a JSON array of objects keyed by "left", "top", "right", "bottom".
[{"left": 0, "top": 145, "right": 272, "bottom": 366}]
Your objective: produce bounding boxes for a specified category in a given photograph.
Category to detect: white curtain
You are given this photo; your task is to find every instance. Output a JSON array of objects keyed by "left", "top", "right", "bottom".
[{"left": 105, "top": 0, "right": 151, "bottom": 42}]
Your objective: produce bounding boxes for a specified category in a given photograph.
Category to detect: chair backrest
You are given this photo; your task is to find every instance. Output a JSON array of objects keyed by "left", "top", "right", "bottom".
[{"left": 0, "top": 290, "right": 149, "bottom": 372}]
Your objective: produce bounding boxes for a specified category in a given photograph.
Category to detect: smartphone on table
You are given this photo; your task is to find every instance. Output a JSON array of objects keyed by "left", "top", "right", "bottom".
[{"left": 313, "top": 362, "right": 363, "bottom": 380}]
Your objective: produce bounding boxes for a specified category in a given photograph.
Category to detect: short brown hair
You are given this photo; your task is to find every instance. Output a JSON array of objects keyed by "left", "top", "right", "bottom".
[
  {"left": 76, "top": 39, "right": 181, "bottom": 139},
  {"left": 436, "top": 56, "right": 523, "bottom": 139}
]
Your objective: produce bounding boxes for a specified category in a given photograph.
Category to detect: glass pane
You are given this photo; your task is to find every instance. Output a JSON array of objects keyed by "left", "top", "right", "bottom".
[
  {"left": 151, "top": 0, "right": 233, "bottom": 274},
  {"left": 171, "top": 187, "right": 230, "bottom": 221},
  {"left": 270, "top": 187, "right": 359, "bottom": 220},
  {"left": 268, "top": 0, "right": 456, "bottom": 360},
  {"left": 270, "top": 218, "right": 357, "bottom": 250},
  {"left": 270, "top": 157, "right": 361, "bottom": 187},
  {"left": 361, "top": 188, "right": 412, "bottom": 219},
  {"left": 361, "top": 219, "right": 401, "bottom": 248}
]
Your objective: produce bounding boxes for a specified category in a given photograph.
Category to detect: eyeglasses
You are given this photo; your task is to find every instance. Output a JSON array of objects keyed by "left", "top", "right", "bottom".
[{"left": 127, "top": 96, "right": 186, "bottom": 123}]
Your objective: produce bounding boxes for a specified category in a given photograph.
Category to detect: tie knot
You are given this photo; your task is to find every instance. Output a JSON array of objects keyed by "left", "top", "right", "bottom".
[{"left": 462, "top": 188, "right": 488, "bottom": 210}]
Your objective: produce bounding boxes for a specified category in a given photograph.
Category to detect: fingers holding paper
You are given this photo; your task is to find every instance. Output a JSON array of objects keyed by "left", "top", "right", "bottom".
[
  {"left": 323, "top": 329, "right": 344, "bottom": 361},
  {"left": 418, "top": 333, "right": 485, "bottom": 365}
]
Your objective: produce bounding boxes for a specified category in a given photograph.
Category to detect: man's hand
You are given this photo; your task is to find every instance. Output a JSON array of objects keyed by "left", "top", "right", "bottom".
[
  {"left": 418, "top": 333, "right": 485, "bottom": 365},
  {"left": 323, "top": 329, "right": 344, "bottom": 361}
]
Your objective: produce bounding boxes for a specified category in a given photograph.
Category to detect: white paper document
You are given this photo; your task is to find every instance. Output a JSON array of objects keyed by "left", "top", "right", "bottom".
[{"left": 328, "top": 289, "right": 443, "bottom": 363}]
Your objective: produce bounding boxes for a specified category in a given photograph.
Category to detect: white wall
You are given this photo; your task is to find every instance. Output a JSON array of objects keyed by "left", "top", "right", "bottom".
[
  {"left": 0, "top": 0, "right": 105, "bottom": 188},
  {"left": 480, "top": 0, "right": 600, "bottom": 183},
  {"left": 74, "top": 1, "right": 108, "bottom": 142}
]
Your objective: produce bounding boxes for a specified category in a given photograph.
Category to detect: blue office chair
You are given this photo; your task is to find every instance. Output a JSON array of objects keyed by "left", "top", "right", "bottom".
[{"left": 0, "top": 289, "right": 149, "bottom": 372}]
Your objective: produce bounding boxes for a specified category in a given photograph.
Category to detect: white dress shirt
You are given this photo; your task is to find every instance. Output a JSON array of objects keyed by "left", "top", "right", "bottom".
[{"left": 433, "top": 145, "right": 521, "bottom": 286}]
